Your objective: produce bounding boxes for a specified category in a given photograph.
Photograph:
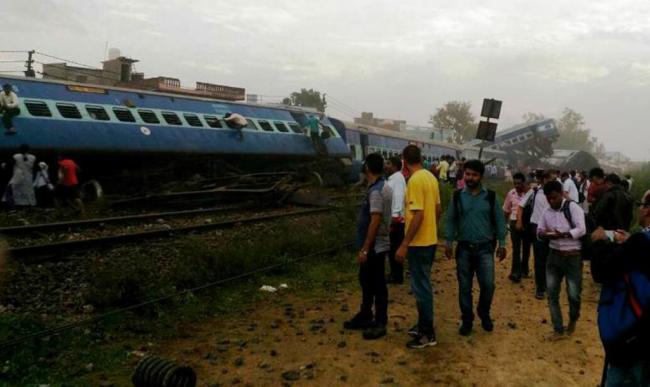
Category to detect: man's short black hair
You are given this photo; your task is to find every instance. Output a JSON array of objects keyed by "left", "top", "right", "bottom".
[
  {"left": 402, "top": 145, "right": 421, "bottom": 165},
  {"left": 388, "top": 156, "right": 402, "bottom": 171},
  {"left": 589, "top": 167, "right": 605, "bottom": 179},
  {"left": 561, "top": 171, "right": 569, "bottom": 179},
  {"left": 605, "top": 173, "right": 621, "bottom": 185},
  {"left": 543, "top": 180, "right": 563, "bottom": 196},
  {"left": 224, "top": 112, "right": 232, "bottom": 118},
  {"left": 513, "top": 172, "right": 526, "bottom": 182},
  {"left": 364, "top": 153, "right": 384, "bottom": 175},
  {"left": 463, "top": 159, "right": 485, "bottom": 176},
  {"left": 2, "top": 84, "right": 11, "bottom": 90}
]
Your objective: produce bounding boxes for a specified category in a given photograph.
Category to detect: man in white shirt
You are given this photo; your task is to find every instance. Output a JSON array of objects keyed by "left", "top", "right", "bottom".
[
  {"left": 561, "top": 172, "right": 579, "bottom": 202},
  {"left": 385, "top": 156, "right": 407, "bottom": 284},
  {"left": 223, "top": 112, "right": 247, "bottom": 140},
  {"left": 0, "top": 84, "right": 19, "bottom": 135},
  {"left": 516, "top": 170, "right": 552, "bottom": 299}
]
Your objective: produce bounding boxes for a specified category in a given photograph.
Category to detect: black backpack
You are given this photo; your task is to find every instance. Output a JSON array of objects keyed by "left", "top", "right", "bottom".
[
  {"left": 561, "top": 200, "right": 595, "bottom": 261},
  {"left": 452, "top": 188, "right": 497, "bottom": 243},
  {"left": 522, "top": 188, "right": 538, "bottom": 231}
]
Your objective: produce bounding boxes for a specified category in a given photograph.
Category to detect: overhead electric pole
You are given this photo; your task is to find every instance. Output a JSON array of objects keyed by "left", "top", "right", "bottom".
[{"left": 24, "top": 50, "right": 35, "bottom": 77}]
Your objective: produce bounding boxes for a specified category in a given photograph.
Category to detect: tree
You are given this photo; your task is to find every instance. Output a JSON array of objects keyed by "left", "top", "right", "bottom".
[
  {"left": 282, "top": 89, "right": 327, "bottom": 112},
  {"left": 555, "top": 108, "right": 596, "bottom": 152},
  {"left": 430, "top": 101, "right": 476, "bottom": 144},
  {"left": 522, "top": 112, "right": 545, "bottom": 123}
]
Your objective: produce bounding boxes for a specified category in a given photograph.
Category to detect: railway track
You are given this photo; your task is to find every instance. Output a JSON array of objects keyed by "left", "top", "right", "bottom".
[{"left": 8, "top": 207, "right": 335, "bottom": 262}]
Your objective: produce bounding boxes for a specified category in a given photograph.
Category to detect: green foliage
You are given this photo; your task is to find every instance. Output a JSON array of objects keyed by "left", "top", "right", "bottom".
[
  {"left": 282, "top": 88, "right": 327, "bottom": 112},
  {"left": 430, "top": 101, "right": 476, "bottom": 144},
  {"left": 555, "top": 108, "right": 596, "bottom": 152}
]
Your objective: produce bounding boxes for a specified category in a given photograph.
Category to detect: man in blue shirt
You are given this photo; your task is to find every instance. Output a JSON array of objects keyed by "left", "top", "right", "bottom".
[{"left": 444, "top": 159, "right": 507, "bottom": 336}]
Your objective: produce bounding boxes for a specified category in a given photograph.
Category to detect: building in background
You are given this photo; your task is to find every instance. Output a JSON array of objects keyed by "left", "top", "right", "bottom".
[
  {"left": 42, "top": 52, "right": 245, "bottom": 101},
  {"left": 354, "top": 112, "right": 406, "bottom": 132}
]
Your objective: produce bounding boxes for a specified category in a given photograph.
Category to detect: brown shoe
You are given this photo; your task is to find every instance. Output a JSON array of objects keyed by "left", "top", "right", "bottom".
[{"left": 547, "top": 331, "right": 566, "bottom": 342}]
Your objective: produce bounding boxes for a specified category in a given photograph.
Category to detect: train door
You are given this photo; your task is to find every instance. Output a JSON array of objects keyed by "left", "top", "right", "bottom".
[{"left": 360, "top": 134, "right": 369, "bottom": 159}]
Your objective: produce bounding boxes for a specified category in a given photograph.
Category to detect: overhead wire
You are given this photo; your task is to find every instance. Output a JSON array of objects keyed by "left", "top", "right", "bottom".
[{"left": 34, "top": 51, "right": 122, "bottom": 77}]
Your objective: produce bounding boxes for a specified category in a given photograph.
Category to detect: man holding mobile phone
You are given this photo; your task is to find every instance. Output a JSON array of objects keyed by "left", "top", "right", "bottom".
[{"left": 537, "top": 180, "right": 586, "bottom": 341}]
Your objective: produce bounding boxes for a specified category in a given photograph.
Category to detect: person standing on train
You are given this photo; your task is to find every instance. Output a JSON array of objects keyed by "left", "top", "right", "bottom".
[
  {"left": 223, "top": 112, "right": 246, "bottom": 140},
  {"left": 344, "top": 153, "right": 392, "bottom": 340},
  {"left": 385, "top": 156, "right": 406, "bottom": 284},
  {"left": 0, "top": 84, "right": 19, "bottom": 135}
]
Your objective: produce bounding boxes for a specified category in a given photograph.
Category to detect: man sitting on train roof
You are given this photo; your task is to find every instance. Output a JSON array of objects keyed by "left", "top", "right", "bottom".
[
  {"left": 0, "top": 84, "right": 19, "bottom": 135},
  {"left": 223, "top": 112, "right": 246, "bottom": 140}
]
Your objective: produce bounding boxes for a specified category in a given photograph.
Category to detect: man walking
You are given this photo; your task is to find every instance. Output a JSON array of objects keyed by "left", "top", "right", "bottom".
[
  {"left": 516, "top": 170, "right": 552, "bottom": 299},
  {"left": 445, "top": 159, "right": 507, "bottom": 336},
  {"left": 590, "top": 190, "right": 650, "bottom": 386},
  {"left": 561, "top": 172, "right": 579, "bottom": 202},
  {"left": 344, "top": 153, "right": 392, "bottom": 340},
  {"left": 591, "top": 173, "right": 634, "bottom": 231},
  {"left": 537, "top": 180, "right": 586, "bottom": 341},
  {"left": 0, "top": 84, "right": 19, "bottom": 135},
  {"left": 503, "top": 172, "right": 530, "bottom": 282},
  {"left": 385, "top": 156, "right": 406, "bottom": 284},
  {"left": 395, "top": 145, "right": 441, "bottom": 348}
]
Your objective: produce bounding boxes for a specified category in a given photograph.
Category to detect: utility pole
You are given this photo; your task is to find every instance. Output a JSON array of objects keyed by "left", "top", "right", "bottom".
[{"left": 24, "top": 50, "right": 35, "bottom": 77}]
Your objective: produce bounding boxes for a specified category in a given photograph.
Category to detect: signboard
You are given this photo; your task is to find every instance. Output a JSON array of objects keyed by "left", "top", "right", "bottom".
[
  {"left": 481, "top": 98, "right": 502, "bottom": 119},
  {"left": 67, "top": 85, "right": 107, "bottom": 94},
  {"left": 476, "top": 121, "right": 497, "bottom": 141}
]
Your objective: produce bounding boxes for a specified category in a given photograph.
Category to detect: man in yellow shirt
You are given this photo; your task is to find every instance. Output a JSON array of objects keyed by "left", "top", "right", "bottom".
[
  {"left": 396, "top": 145, "right": 442, "bottom": 349},
  {"left": 438, "top": 157, "right": 449, "bottom": 182}
]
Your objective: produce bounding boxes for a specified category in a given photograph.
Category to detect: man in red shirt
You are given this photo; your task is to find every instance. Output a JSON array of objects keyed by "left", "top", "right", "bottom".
[
  {"left": 587, "top": 167, "right": 607, "bottom": 208},
  {"left": 57, "top": 155, "right": 84, "bottom": 215}
]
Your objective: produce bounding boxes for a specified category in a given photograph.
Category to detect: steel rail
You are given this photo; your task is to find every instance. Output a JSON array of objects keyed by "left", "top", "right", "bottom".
[
  {"left": 0, "top": 204, "right": 253, "bottom": 236},
  {"left": 9, "top": 207, "right": 334, "bottom": 261},
  {"left": 0, "top": 241, "right": 353, "bottom": 350}
]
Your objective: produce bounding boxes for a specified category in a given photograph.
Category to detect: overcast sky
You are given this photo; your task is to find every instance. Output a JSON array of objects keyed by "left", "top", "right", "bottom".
[{"left": 2, "top": 0, "right": 650, "bottom": 159}]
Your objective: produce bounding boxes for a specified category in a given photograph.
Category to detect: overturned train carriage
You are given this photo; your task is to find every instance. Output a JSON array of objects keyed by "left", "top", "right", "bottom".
[{"left": 0, "top": 75, "right": 352, "bottom": 193}]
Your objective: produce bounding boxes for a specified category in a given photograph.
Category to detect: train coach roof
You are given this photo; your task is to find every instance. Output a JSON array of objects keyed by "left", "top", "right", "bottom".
[{"left": 341, "top": 120, "right": 463, "bottom": 151}]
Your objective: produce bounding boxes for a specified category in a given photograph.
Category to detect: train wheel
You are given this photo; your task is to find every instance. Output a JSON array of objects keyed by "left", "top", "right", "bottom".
[{"left": 81, "top": 180, "right": 103, "bottom": 201}]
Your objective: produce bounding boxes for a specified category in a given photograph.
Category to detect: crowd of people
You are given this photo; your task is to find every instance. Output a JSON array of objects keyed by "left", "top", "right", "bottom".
[
  {"left": 0, "top": 144, "right": 83, "bottom": 214},
  {"left": 349, "top": 145, "right": 649, "bottom": 386}
]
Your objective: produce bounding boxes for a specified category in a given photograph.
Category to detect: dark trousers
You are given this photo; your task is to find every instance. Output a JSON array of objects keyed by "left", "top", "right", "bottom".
[
  {"left": 2, "top": 107, "right": 19, "bottom": 130},
  {"left": 388, "top": 222, "right": 405, "bottom": 283},
  {"left": 407, "top": 245, "right": 436, "bottom": 335},
  {"left": 546, "top": 251, "right": 583, "bottom": 333},
  {"left": 531, "top": 224, "right": 549, "bottom": 293},
  {"left": 456, "top": 241, "right": 495, "bottom": 323},
  {"left": 509, "top": 220, "right": 532, "bottom": 278},
  {"left": 359, "top": 250, "right": 388, "bottom": 325}
]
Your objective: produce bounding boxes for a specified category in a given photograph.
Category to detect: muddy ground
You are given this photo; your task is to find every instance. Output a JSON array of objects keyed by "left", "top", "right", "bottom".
[{"left": 148, "top": 248, "right": 603, "bottom": 387}]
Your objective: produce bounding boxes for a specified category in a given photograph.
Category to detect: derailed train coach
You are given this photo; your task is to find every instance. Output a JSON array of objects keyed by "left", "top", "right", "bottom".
[{"left": 0, "top": 75, "right": 352, "bottom": 192}]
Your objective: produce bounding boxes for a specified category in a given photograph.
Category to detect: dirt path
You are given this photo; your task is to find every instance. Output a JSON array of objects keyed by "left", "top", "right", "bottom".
[{"left": 158, "top": 251, "right": 604, "bottom": 386}]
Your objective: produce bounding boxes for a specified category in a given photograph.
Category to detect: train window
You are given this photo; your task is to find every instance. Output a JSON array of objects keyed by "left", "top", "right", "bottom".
[
  {"left": 204, "top": 115, "right": 223, "bottom": 128},
  {"left": 56, "top": 103, "right": 82, "bottom": 119},
  {"left": 288, "top": 123, "right": 303, "bottom": 134},
  {"left": 184, "top": 114, "right": 203, "bottom": 127},
  {"left": 246, "top": 119, "right": 259, "bottom": 130},
  {"left": 258, "top": 120, "right": 274, "bottom": 132},
  {"left": 85, "top": 105, "right": 110, "bottom": 121},
  {"left": 273, "top": 121, "right": 289, "bottom": 133},
  {"left": 25, "top": 100, "right": 52, "bottom": 117},
  {"left": 138, "top": 110, "right": 160, "bottom": 124},
  {"left": 161, "top": 111, "right": 182, "bottom": 125},
  {"left": 113, "top": 108, "right": 136, "bottom": 122}
]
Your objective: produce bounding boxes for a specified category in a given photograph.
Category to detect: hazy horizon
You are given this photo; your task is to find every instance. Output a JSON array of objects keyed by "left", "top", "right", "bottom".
[{"left": 2, "top": 0, "right": 649, "bottom": 160}]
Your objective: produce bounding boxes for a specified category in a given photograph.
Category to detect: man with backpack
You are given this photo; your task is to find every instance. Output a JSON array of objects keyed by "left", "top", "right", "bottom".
[
  {"left": 537, "top": 180, "right": 586, "bottom": 341},
  {"left": 503, "top": 172, "right": 531, "bottom": 282},
  {"left": 516, "top": 170, "right": 552, "bottom": 299},
  {"left": 444, "top": 159, "right": 507, "bottom": 336},
  {"left": 590, "top": 190, "right": 650, "bottom": 386}
]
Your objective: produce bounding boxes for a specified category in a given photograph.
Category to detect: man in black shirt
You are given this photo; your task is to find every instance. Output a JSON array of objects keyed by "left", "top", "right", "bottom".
[{"left": 591, "top": 174, "right": 634, "bottom": 231}]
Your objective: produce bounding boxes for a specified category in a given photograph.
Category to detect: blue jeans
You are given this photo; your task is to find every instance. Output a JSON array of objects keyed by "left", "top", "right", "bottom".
[
  {"left": 456, "top": 241, "right": 496, "bottom": 324},
  {"left": 407, "top": 245, "right": 436, "bottom": 335},
  {"left": 546, "top": 251, "right": 582, "bottom": 333},
  {"left": 531, "top": 224, "right": 549, "bottom": 293},
  {"left": 606, "top": 361, "right": 650, "bottom": 387}
]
